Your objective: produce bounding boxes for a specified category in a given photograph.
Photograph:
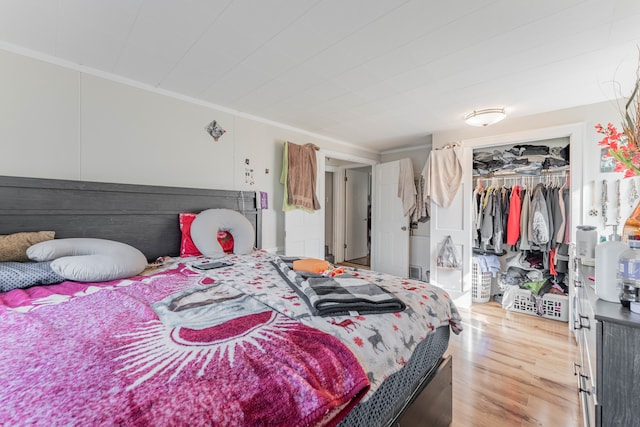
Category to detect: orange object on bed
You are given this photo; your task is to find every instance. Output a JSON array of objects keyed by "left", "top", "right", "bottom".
[{"left": 292, "top": 258, "right": 330, "bottom": 273}]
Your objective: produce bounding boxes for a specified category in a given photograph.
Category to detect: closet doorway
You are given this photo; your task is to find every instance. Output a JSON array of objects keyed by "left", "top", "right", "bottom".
[
  {"left": 429, "top": 123, "right": 584, "bottom": 296},
  {"left": 325, "top": 158, "right": 372, "bottom": 268}
]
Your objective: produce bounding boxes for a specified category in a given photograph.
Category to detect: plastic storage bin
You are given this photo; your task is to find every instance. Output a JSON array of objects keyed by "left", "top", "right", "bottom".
[
  {"left": 509, "top": 288, "right": 568, "bottom": 322},
  {"left": 471, "top": 257, "right": 492, "bottom": 303}
]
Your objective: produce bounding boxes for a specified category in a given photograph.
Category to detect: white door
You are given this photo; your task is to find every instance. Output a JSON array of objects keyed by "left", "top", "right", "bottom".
[
  {"left": 345, "top": 168, "right": 369, "bottom": 261},
  {"left": 284, "top": 152, "right": 325, "bottom": 259},
  {"left": 371, "top": 161, "right": 409, "bottom": 277},
  {"left": 429, "top": 146, "right": 472, "bottom": 295}
]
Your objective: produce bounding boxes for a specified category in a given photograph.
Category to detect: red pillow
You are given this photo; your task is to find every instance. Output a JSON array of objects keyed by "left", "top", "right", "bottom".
[
  {"left": 179, "top": 213, "right": 235, "bottom": 256},
  {"left": 217, "top": 230, "right": 234, "bottom": 253},
  {"left": 179, "top": 213, "right": 201, "bottom": 257}
]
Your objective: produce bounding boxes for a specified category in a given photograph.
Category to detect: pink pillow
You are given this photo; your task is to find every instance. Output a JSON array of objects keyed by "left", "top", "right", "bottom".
[{"left": 179, "top": 213, "right": 201, "bottom": 257}]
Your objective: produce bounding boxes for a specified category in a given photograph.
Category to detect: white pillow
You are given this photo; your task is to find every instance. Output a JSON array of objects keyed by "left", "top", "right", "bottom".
[
  {"left": 27, "top": 238, "right": 147, "bottom": 282},
  {"left": 190, "top": 209, "right": 255, "bottom": 258}
]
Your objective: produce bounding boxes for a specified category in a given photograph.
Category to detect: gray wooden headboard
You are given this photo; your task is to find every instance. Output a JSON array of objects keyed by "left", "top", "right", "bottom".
[{"left": 0, "top": 175, "right": 262, "bottom": 261}]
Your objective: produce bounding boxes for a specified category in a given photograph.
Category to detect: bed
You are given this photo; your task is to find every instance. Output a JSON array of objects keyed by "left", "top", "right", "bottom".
[{"left": 0, "top": 175, "right": 462, "bottom": 427}]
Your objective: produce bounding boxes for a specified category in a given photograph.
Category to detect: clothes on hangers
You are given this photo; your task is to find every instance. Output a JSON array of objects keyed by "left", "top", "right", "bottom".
[{"left": 472, "top": 173, "right": 570, "bottom": 275}]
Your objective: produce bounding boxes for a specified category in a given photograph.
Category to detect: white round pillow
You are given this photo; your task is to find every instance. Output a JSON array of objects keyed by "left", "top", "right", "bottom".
[
  {"left": 190, "top": 209, "right": 255, "bottom": 258},
  {"left": 27, "top": 238, "right": 147, "bottom": 282}
]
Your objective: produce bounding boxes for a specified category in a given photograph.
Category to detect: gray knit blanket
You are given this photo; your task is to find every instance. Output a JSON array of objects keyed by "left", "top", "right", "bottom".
[{"left": 272, "top": 257, "right": 406, "bottom": 316}]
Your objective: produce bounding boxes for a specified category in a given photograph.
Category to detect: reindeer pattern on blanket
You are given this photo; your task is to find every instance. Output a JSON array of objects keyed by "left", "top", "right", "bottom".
[{"left": 191, "top": 250, "right": 463, "bottom": 394}]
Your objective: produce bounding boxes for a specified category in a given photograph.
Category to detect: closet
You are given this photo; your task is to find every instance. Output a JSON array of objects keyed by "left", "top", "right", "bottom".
[
  {"left": 427, "top": 124, "right": 583, "bottom": 299},
  {"left": 470, "top": 138, "right": 572, "bottom": 309}
]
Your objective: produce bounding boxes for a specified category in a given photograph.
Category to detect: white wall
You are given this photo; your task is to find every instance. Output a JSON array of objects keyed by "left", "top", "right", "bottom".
[
  {"left": 0, "top": 49, "right": 80, "bottom": 179},
  {"left": 380, "top": 137, "right": 432, "bottom": 174},
  {"left": 80, "top": 74, "right": 237, "bottom": 189},
  {"left": 0, "top": 49, "right": 378, "bottom": 253}
]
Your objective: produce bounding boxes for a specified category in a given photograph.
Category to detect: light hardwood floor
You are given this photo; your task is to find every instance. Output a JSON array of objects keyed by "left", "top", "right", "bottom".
[
  {"left": 445, "top": 301, "right": 581, "bottom": 427},
  {"left": 338, "top": 256, "right": 370, "bottom": 269}
]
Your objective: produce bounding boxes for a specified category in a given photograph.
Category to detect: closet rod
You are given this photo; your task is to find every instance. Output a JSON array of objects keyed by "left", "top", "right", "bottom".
[{"left": 474, "top": 170, "right": 569, "bottom": 188}]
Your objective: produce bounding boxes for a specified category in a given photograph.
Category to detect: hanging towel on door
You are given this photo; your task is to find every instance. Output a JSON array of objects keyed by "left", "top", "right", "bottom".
[
  {"left": 281, "top": 141, "right": 321, "bottom": 211},
  {"left": 423, "top": 144, "right": 463, "bottom": 208},
  {"left": 397, "top": 158, "right": 417, "bottom": 217}
]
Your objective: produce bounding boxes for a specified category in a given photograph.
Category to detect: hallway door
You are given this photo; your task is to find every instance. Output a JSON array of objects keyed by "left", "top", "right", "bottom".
[
  {"left": 345, "top": 168, "right": 369, "bottom": 261},
  {"left": 371, "top": 160, "right": 409, "bottom": 277}
]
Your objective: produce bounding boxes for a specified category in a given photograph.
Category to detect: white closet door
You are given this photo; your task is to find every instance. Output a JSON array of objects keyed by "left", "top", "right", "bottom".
[{"left": 429, "top": 147, "right": 472, "bottom": 295}]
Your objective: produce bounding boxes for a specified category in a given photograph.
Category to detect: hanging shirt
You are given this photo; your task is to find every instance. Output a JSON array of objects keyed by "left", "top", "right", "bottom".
[
  {"left": 529, "top": 183, "right": 550, "bottom": 246},
  {"left": 493, "top": 189, "right": 504, "bottom": 254},
  {"left": 506, "top": 185, "right": 522, "bottom": 245},
  {"left": 519, "top": 188, "right": 532, "bottom": 250},
  {"left": 556, "top": 186, "right": 566, "bottom": 244},
  {"left": 472, "top": 188, "right": 481, "bottom": 247},
  {"left": 423, "top": 144, "right": 463, "bottom": 208},
  {"left": 563, "top": 188, "right": 571, "bottom": 244},
  {"left": 412, "top": 174, "right": 430, "bottom": 223},
  {"left": 397, "top": 158, "right": 417, "bottom": 217},
  {"left": 480, "top": 191, "right": 494, "bottom": 252},
  {"left": 545, "top": 186, "right": 556, "bottom": 251},
  {"left": 501, "top": 187, "right": 510, "bottom": 244},
  {"left": 476, "top": 189, "right": 486, "bottom": 246}
]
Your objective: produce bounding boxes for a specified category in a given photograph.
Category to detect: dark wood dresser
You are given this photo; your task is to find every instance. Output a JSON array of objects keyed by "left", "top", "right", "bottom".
[{"left": 573, "top": 258, "right": 640, "bottom": 426}]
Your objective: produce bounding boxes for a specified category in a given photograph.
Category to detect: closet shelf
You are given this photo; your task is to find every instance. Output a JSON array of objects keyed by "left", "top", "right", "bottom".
[
  {"left": 472, "top": 248, "right": 507, "bottom": 257},
  {"left": 473, "top": 166, "right": 570, "bottom": 179}
]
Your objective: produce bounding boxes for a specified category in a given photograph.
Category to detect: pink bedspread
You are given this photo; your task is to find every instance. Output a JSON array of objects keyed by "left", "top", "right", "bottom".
[{"left": 0, "top": 265, "right": 369, "bottom": 426}]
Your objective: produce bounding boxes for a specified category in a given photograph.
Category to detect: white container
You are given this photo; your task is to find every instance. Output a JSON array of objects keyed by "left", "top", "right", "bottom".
[
  {"left": 595, "top": 233, "right": 627, "bottom": 303},
  {"left": 471, "top": 258, "right": 491, "bottom": 303},
  {"left": 577, "top": 225, "right": 598, "bottom": 259},
  {"left": 507, "top": 288, "right": 569, "bottom": 322},
  {"left": 618, "top": 236, "right": 640, "bottom": 306}
]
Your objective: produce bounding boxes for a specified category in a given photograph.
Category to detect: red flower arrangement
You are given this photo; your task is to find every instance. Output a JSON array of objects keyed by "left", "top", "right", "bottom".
[{"left": 596, "top": 122, "right": 640, "bottom": 177}]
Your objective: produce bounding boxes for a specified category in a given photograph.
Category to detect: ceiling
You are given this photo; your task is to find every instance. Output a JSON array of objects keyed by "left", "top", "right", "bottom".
[{"left": 1, "top": 0, "right": 640, "bottom": 153}]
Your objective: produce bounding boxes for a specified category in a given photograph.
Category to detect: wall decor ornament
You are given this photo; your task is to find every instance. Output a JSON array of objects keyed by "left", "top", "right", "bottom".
[{"left": 205, "top": 120, "right": 226, "bottom": 142}]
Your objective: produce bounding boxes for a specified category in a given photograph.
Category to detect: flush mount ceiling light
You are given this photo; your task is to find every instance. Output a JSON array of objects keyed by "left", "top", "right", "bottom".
[{"left": 464, "top": 108, "right": 506, "bottom": 127}]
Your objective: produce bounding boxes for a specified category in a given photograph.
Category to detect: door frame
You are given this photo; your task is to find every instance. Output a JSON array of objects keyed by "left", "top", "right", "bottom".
[
  {"left": 326, "top": 165, "right": 342, "bottom": 262},
  {"left": 323, "top": 150, "right": 377, "bottom": 264}
]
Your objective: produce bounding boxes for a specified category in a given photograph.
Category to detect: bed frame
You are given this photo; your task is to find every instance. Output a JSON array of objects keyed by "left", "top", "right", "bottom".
[
  {"left": 395, "top": 354, "right": 452, "bottom": 426},
  {"left": 0, "top": 175, "right": 262, "bottom": 261},
  {"left": 0, "top": 174, "right": 451, "bottom": 426}
]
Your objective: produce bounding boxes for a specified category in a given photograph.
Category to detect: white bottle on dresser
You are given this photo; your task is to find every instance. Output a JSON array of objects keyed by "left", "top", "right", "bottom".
[{"left": 595, "top": 229, "right": 627, "bottom": 303}]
